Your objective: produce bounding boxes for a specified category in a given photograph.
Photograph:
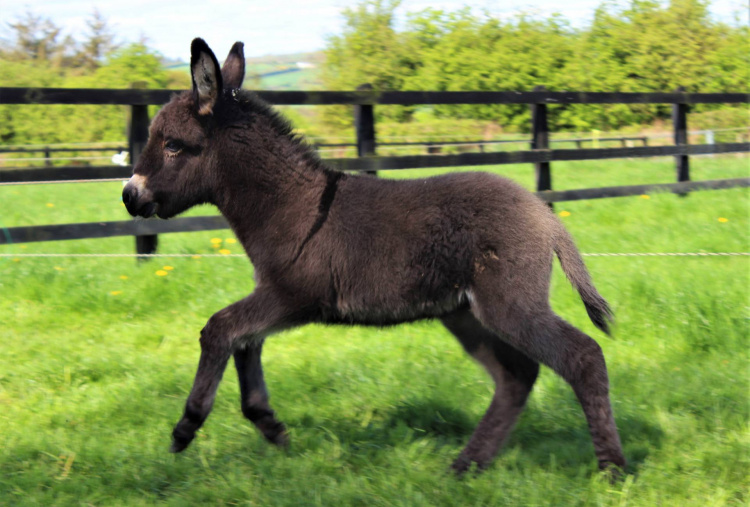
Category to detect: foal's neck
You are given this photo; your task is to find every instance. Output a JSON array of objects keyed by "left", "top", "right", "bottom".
[{"left": 213, "top": 117, "right": 336, "bottom": 261}]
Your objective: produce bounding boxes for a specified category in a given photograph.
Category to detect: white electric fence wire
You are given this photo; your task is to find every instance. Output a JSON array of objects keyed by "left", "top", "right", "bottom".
[
  {"left": 0, "top": 252, "right": 747, "bottom": 259},
  {"left": 1, "top": 156, "right": 116, "bottom": 163},
  {"left": 0, "top": 253, "right": 247, "bottom": 257},
  {"left": 581, "top": 252, "right": 749, "bottom": 257},
  {"left": 0, "top": 142, "right": 124, "bottom": 149},
  {"left": 0, "top": 178, "right": 128, "bottom": 186}
]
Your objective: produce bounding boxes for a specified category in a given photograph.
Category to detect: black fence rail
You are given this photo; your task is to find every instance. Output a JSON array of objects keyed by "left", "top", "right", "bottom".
[
  {"left": 2, "top": 87, "right": 749, "bottom": 105},
  {"left": 0, "top": 86, "right": 748, "bottom": 249}
]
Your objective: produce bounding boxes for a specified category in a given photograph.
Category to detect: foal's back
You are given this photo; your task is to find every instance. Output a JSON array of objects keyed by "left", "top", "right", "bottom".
[{"left": 328, "top": 170, "right": 557, "bottom": 263}]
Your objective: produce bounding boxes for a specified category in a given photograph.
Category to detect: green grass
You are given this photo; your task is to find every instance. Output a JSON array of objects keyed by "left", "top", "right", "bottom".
[{"left": 0, "top": 156, "right": 748, "bottom": 505}]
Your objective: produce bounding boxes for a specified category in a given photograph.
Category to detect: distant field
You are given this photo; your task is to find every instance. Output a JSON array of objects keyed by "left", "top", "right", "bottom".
[
  {"left": 165, "top": 51, "right": 323, "bottom": 90},
  {"left": 255, "top": 67, "right": 321, "bottom": 90},
  {"left": 0, "top": 155, "right": 748, "bottom": 505}
]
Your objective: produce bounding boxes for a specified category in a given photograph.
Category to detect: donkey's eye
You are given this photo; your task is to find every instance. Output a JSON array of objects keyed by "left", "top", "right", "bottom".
[{"left": 164, "top": 140, "right": 184, "bottom": 153}]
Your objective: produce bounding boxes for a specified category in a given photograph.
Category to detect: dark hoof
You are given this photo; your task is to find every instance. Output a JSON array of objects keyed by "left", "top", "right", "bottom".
[
  {"left": 256, "top": 419, "right": 289, "bottom": 447},
  {"left": 169, "top": 433, "right": 194, "bottom": 453},
  {"left": 268, "top": 430, "right": 290, "bottom": 448},
  {"left": 599, "top": 461, "right": 626, "bottom": 483},
  {"left": 169, "top": 441, "right": 187, "bottom": 453},
  {"left": 451, "top": 454, "right": 491, "bottom": 476},
  {"left": 450, "top": 455, "right": 472, "bottom": 476},
  {"left": 261, "top": 422, "right": 289, "bottom": 447}
]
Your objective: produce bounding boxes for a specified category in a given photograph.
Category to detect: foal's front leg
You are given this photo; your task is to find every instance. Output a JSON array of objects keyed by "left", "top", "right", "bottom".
[
  {"left": 234, "top": 342, "right": 288, "bottom": 446},
  {"left": 170, "top": 287, "right": 298, "bottom": 453}
]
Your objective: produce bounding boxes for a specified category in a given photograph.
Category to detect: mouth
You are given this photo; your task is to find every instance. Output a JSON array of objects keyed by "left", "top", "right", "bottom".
[
  {"left": 140, "top": 201, "right": 159, "bottom": 218},
  {"left": 124, "top": 200, "right": 160, "bottom": 218}
]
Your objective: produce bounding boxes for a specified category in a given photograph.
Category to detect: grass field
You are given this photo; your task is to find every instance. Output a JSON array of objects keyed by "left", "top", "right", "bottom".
[{"left": 0, "top": 155, "right": 748, "bottom": 505}]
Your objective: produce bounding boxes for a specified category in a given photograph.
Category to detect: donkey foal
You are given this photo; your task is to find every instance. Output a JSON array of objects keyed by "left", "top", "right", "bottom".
[{"left": 122, "top": 38, "right": 626, "bottom": 473}]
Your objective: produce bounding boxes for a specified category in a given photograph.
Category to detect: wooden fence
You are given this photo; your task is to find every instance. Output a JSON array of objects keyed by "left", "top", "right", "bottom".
[{"left": 0, "top": 86, "right": 748, "bottom": 252}]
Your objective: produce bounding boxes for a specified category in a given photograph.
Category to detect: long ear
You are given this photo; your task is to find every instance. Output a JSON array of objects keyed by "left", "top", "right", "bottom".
[
  {"left": 222, "top": 42, "right": 245, "bottom": 89},
  {"left": 190, "top": 38, "right": 223, "bottom": 116}
]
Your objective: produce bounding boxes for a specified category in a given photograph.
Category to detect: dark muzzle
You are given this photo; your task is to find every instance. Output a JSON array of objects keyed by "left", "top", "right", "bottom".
[{"left": 122, "top": 183, "right": 158, "bottom": 218}]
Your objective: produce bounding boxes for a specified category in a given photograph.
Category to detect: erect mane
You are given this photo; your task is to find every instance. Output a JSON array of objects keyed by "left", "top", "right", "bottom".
[
  {"left": 229, "top": 89, "right": 294, "bottom": 134},
  {"left": 216, "top": 88, "right": 329, "bottom": 173}
]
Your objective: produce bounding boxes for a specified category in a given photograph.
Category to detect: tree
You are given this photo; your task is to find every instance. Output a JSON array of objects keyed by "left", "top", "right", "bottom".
[
  {"left": 322, "top": 0, "right": 414, "bottom": 128},
  {"left": 0, "top": 41, "right": 175, "bottom": 145},
  {"left": 77, "top": 9, "right": 118, "bottom": 71},
  {"left": 319, "top": 0, "right": 749, "bottom": 132},
  {"left": 2, "top": 11, "right": 76, "bottom": 67}
]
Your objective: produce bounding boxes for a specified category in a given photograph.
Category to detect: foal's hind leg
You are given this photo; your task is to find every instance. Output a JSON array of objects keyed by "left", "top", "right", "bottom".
[
  {"left": 233, "top": 342, "right": 288, "bottom": 446},
  {"left": 470, "top": 292, "right": 626, "bottom": 470},
  {"left": 442, "top": 309, "right": 539, "bottom": 473}
]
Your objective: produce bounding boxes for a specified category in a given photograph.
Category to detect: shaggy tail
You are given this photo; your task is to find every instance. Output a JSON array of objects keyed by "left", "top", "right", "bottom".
[{"left": 553, "top": 227, "right": 614, "bottom": 335}]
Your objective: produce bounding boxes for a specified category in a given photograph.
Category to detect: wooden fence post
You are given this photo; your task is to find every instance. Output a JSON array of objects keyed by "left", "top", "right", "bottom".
[
  {"left": 128, "top": 82, "right": 157, "bottom": 258},
  {"left": 530, "top": 86, "right": 552, "bottom": 207},
  {"left": 673, "top": 86, "right": 690, "bottom": 192},
  {"left": 355, "top": 83, "right": 377, "bottom": 176}
]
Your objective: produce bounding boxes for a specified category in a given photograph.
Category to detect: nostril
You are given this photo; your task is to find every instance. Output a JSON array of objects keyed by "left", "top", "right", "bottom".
[{"left": 122, "top": 189, "right": 132, "bottom": 206}]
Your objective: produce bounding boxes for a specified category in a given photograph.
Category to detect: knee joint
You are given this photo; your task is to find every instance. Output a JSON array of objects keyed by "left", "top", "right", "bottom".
[{"left": 200, "top": 314, "right": 234, "bottom": 351}]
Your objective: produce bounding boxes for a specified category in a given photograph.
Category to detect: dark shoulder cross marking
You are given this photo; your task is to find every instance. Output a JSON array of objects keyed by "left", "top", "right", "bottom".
[{"left": 292, "top": 170, "right": 343, "bottom": 263}]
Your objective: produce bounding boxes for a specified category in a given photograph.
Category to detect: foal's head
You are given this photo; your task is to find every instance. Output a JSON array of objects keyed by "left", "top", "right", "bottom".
[{"left": 122, "top": 39, "right": 246, "bottom": 219}]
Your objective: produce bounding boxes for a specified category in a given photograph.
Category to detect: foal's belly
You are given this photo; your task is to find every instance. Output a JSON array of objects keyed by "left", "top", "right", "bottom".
[{"left": 327, "top": 288, "right": 471, "bottom": 327}]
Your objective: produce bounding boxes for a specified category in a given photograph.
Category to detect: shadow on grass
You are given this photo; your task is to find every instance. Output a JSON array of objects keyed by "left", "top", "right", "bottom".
[
  {"left": 280, "top": 396, "right": 477, "bottom": 459},
  {"left": 384, "top": 398, "right": 478, "bottom": 440},
  {"left": 285, "top": 392, "right": 662, "bottom": 477},
  {"left": 509, "top": 407, "right": 663, "bottom": 475},
  {"left": 275, "top": 375, "right": 663, "bottom": 474}
]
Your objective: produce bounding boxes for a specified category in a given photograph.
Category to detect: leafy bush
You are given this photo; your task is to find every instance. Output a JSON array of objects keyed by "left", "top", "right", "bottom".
[{"left": 321, "top": 0, "right": 749, "bottom": 132}]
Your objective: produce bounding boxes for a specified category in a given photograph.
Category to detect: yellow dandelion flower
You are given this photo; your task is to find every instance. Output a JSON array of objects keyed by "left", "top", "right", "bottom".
[
  {"left": 559, "top": 210, "right": 571, "bottom": 217},
  {"left": 119, "top": 275, "right": 128, "bottom": 280},
  {"left": 12, "top": 258, "right": 20, "bottom": 262},
  {"left": 225, "top": 238, "right": 237, "bottom": 244},
  {"left": 155, "top": 270, "right": 168, "bottom": 276},
  {"left": 54, "top": 266, "right": 64, "bottom": 271},
  {"left": 211, "top": 243, "right": 221, "bottom": 249},
  {"left": 717, "top": 217, "right": 728, "bottom": 223},
  {"left": 219, "top": 249, "right": 231, "bottom": 255},
  {"left": 20, "top": 245, "right": 27, "bottom": 249},
  {"left": 46, "top": 203, "right": 55, "bottom": 208},
  {"left": 110, "top": 291, "right": 123, "bottom": 296},
  {"left": 640, "top": 194, "right": 650, "bottom": 199},
  {"left": 210, "top": 238, "right": 222, "bottom": 244},
  {"left": 191, "top": 255, "right": 202, "bottom": 259},
  {"left": 162, "top": 265, "right": 174, "bottom": 271}
]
